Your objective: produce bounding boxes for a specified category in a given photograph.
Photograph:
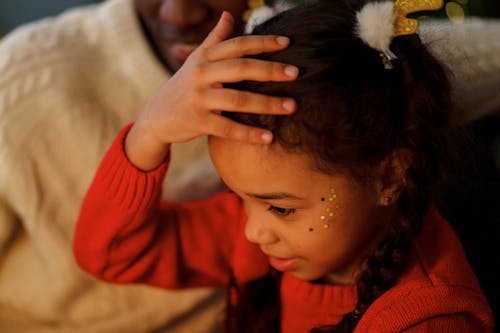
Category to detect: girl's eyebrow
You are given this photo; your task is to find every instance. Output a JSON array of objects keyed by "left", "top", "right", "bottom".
[{"left": 245, "top": 192, "right": 305, "bottom": 201}]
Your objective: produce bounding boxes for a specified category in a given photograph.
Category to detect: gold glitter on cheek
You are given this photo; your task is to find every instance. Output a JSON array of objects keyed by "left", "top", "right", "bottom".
[{"left": 320, "top": 188, "right": 338, "bottom": 229}]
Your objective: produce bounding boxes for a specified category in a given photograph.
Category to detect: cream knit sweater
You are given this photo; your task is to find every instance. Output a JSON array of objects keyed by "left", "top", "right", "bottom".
[
  {"left": 0, "top": 0, "right": 225, "bottom": 332},
  {"left": 0, "top": 0, "right": 498, "bottom": 332}
]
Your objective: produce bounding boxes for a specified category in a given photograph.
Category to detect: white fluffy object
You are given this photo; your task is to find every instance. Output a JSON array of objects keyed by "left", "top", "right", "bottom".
[
  {"left": 244, "top": 1, "right": 294, "bottom": 34},
  {"left": 356, "top": 1, "right": 395, "bottom": 52}
]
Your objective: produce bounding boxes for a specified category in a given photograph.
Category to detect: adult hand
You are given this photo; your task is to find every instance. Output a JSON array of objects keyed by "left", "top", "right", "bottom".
[{"left": 126, "top": 11, "right": 298, "bottom": 170}]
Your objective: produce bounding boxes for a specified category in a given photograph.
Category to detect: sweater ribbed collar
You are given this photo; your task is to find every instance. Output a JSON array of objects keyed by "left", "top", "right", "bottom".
[{"left": 280, "top": 272, "right": 357, "bottom": 331}]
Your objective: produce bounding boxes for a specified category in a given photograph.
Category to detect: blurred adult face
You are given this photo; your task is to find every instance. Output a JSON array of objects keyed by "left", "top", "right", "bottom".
[{"left": 135, "top": 0, "right": 249, "bottom": 72}]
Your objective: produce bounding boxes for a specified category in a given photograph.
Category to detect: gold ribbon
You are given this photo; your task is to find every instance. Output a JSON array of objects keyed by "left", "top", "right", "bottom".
[
  {"left": 243, "top": 0, "right": 266, "bottom": 22},
  {"left": 394, "top": 0, "right": 444, "bottom": 36}
]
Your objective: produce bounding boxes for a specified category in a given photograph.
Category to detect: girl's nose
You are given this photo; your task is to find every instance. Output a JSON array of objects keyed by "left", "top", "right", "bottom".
[
  {"left": 244, "top": 215, "right": 279, "bottom": 246},
  {"left": 159, "top": 0, "right": 209, "bottom": 30}
]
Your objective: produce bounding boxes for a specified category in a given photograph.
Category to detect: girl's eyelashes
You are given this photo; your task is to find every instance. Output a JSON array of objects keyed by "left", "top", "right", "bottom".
[{"left": 267, "top": 205, "right": 296, "bottom": 217}]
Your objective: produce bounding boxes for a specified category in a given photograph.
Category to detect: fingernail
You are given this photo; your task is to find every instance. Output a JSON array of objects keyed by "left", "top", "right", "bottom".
[
  {"left": 261, "top": 132, "right": 273, "bottom": 143},
  {"left": 284, "top": 65, "right": 298, "bottom": 78},
  {"left": 282, "top": 99, "right": 296, "bottom": 112},
  {"left": 276, "top": 36, "right": 289, "bottom": 46}
]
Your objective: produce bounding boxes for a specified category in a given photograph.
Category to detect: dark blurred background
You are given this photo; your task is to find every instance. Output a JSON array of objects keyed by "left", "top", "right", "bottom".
[
  {"left": 0, "top": 0, "right": 101, "bottom": 36},
  {"left": 467, "top": 0, "right": 500, "bottom": 16}
]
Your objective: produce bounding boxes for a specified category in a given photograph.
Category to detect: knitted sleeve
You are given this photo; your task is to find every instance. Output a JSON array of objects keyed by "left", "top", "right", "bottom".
[
  {"left": 355, "top": 284, "right": 493, "bottom": 332},
  {"left": 73, "top": 124, "right": 245, "bottom": 289},
  {"left": 403, "top": 314, "right": 491, "bottom": 333},
  {"left": 355, "top": 209, "right": 494, "bottom": 332}
]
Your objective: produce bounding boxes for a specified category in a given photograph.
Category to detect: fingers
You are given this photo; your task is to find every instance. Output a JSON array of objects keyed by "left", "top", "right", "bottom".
[
  {"left": 200, "top": 12, "right": 289, "bottom": 61},
  {"left": 199, "top": 58, "right": 299, "bottom": 84},
  {"left": 204, "top": 35, "right": 290, "bottom": 62},
  {"left": 207, "top": 115, "right": 274, "bottom": 145},
  {"left": 206, "top": 88, "right": 296, "bottom": 115},
  {"left": 201, "top": 12, "right": 234, "bottom": 48}
]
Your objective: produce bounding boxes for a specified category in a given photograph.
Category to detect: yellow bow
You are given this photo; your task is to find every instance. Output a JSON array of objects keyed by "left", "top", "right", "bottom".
[
  {"left": 394, "top": 0, "right": 444, "bottom": 36},
  {"left": 243, "top": 0, "right": 266, "bottom": 22}
]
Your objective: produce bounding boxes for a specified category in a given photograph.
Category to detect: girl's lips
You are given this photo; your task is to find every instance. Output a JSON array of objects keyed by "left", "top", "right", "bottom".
[
  {"left": 269, "top": 257, "right": 299, "bottom": 272},
  {"left": 170, "top": 43, "right": 199, "bottom": 62}
]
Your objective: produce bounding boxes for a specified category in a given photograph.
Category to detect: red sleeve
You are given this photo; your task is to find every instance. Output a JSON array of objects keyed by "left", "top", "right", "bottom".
[
  {"left": 73, "top": 124, "right": 245, "bottom": 289},
  {"left": 403, "top": 314, "right": 491, "bottom": 333}
]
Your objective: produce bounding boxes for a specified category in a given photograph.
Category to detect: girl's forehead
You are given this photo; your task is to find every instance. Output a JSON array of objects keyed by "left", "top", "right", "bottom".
[
  {"left": 209, "top": 136, "right": 311, "bottom": 172},
  {"left": 208, "top": 137, "right": 341, "bottom": 197}
]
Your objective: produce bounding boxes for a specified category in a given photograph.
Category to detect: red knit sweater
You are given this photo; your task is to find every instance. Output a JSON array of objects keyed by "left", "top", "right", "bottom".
[{"left": 73, "top": 125, "right": 493, "bottom": 333}]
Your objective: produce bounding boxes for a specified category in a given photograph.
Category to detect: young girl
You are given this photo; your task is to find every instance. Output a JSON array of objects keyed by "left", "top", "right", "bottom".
[{"left": 73, "top": 1, "right": 493, "bottom": 332}]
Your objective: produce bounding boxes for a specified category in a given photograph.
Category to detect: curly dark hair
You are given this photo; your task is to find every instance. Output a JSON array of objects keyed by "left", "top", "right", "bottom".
[{"left": 224, "top": 0, "right": 454, "bottom": 332}]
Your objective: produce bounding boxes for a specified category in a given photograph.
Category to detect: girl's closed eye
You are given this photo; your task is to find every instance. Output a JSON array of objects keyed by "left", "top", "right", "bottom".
[{"left": 267, "top": 205, "right": 296, "bottom": 217}]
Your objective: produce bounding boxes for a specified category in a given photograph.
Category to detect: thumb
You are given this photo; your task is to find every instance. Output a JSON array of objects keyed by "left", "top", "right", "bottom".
[{"left": 201, "top": 11, "right": 235, "bottom": 48}]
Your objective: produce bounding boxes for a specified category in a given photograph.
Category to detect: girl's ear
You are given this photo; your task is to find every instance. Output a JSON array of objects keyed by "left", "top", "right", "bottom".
[{"left": 374, "top": 149, "right": 413, "bottom": 206}]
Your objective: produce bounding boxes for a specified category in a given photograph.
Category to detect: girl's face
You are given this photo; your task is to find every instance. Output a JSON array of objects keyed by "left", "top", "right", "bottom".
[{"left": 209, "top": 137, "right": 390, "bottom": 285}]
